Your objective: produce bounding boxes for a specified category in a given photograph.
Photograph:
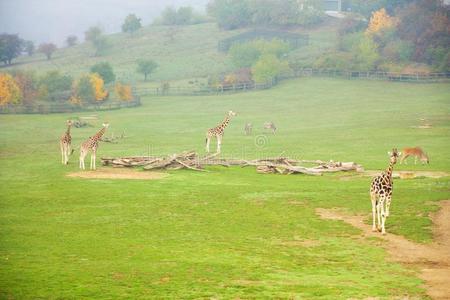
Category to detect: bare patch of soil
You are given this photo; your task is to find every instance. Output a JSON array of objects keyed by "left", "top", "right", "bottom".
[
  {"left": 67, "top": 168, "right": 168, "bottom": 180},
  {"left": 364, "top": 170, "right": 449, "bottom": 179},
  {"left": 316, "top": 200, "right": 450, "bottom": 300}
]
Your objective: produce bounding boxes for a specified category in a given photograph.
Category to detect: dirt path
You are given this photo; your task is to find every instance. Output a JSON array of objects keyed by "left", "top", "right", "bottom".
[
  {"left": 316, "top": 200, "right": 450, "bottom": 300},
  {"left": 67, "top": 168, "right": 168, "bottom": 180}
]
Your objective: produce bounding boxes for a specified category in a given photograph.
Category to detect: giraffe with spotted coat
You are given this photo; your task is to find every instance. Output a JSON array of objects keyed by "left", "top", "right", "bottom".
[
  {"left": 79, "top": 123, "right": 109, "bottom": 170},
  {"left": 370, "top": 148, "right": 401, "bottom": 234},
  {"left": 205, "top": 111, "right": 236, "bottom": 153},
  {"left": 60, "top": 120, "right": 73, "bottom": 165}
]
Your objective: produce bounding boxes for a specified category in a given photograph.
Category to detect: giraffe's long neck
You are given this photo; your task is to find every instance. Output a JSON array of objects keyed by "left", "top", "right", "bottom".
[
  {"left": 66, "top": 124, "right": 71, "bottom": 136},
  {"left": 93, "top": 127, "right": 107, "bottom": 140},
  {"left": 385, "top": 161, "right": 394, "bottom": 181},
  {"left": 219, "top": 115, "right": 231, "bottom": 129}
]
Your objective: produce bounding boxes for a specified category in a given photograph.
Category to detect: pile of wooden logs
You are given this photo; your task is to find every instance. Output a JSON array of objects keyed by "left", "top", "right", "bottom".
[{"left": 101, "top": 151, "right": 363, "bottom": 176}]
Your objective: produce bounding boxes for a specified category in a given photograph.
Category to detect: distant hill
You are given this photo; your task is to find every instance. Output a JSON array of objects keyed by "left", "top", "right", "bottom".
[{"left": 2, "top": 20, "right": 338, "bottom": 83}]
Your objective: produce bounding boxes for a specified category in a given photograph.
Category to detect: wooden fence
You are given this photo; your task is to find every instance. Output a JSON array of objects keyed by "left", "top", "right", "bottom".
[
  {"left": 0, "top": 97, "right": 141, "bottom": 114},
  {"left": 136, "top": 68, "right": 450, "bottom": 97}
]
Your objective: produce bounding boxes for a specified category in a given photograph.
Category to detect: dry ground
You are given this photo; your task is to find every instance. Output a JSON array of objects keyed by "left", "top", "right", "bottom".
[{"left": 316, "top": 200, "right": 450, "bottom": 300}]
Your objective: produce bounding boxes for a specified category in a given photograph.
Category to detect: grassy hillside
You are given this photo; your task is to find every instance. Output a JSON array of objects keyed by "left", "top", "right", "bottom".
[
  {"left": 1, "top": 78, "right": 449, "bottom": 298},
  {"left": 2, "top": 21, "right": 337, "bottom": 82}
]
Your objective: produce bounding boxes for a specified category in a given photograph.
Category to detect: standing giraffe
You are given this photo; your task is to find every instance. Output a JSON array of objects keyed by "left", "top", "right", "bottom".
[
  {"left": 79, "top": 123, "right": 109, "bottom": 170},
  {"left": 60, "top": 120, "right": 73, "bottom": 165},
  {"left": 370, "top": 148, "right": 401, "bottom": 234},
  {"left": 205, "top": 111, "right": 237, "bottom": 153}
]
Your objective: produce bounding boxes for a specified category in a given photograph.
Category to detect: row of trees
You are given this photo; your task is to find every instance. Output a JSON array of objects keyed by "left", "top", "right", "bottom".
[
  {"left": 0, "top": 34, "right": 59, "bottom": 65},
  {"left": 207, "top": 0, "right": 325, "bottom": 30},
  {"left": 315, "top": 0, "right": 450, "bottom": 72}
]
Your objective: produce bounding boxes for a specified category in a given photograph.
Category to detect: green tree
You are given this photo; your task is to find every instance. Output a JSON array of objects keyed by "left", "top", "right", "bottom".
[
  {"left": 353, "top": 36, "right": 380, "bottom": 70},
  {"left": 66, "top": 35, "right": 78, "bottom": 47},
  {"left": 90, "top": 62, "right": 115, "bottom": 84},
  {"left": 24, "top": 41, "right": 35, "bottom": 56},
  {"left": 207, "top": 0, "right": 251, "bottom": 30},
  {"left": 137, "top": 59, "right": 158, "bottom": 81},
  {"left": 38, "top": 71, "right": 72, "bottom": 101},
  {"left": 252, "top": 54, "right": 290, "bottom": 83},
  {"left": 122, "top": 14, "right": 142, "bottom": 33},
  {"left": 0, "top": 34, "right": 23, "bottom": 65},
  {"left": 38, "top": 43, "right": 57, "bottom": 60},
  {"left": 76, "top": 75, "right": 95, "bottom": 103},
  {"left": 85, "top": 26, "right": 110, "bottom": 56},
  {"left": 229, "top": 39, "right": 290, "bottom": 68}
]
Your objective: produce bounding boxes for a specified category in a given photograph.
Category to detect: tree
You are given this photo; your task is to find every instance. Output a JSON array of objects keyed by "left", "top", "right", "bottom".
[
  {"left": 229, "top": 39, "right": 290, "bottom": 68},
  {"left": 137, "top": 59, "right": 157, "bottom": 81},
  {"left": 24, "top": 41, "right": 35, "bottom": 56},
  {"left": 252, "top": 54, "right": 290, "bottom": 83},
  {"left": 71, "top": 73, "right": 108, "bottom": 104},
  {"left": 38, "top": 71, "right": 72, "bottom": 101},
  {"left": 353, "top": 36, "right": 380, "bottom": 70},
  {"left": 0, "top": 73, "right": 22, "bottom": 105},
  {"left": 85, "top": 26, "right": 110, "bottom": 56},
  {"left": 161, "top": 7, "right": 178, "bottom": 25},
  {"left": 122, "top": 14, "right": 142, "bottom": 33},
  {"left": 38, "top": 43, "right": 57, "bottom": 60},
  {"left": 207, "top": 0, "right": 251, "bottom": 30},
  {"left": 66, "top": 35, "right": 78, "bottom": 47},
  {"left": 11, "top": 70, "right": 37, "bottom": 104},
  {"left": 115, "top": 82, "right": 133, "bottom": 101},
  {"left": 90, "top": 62, "right": 115, "bottom": 84},
  {"left": 366, "top": 8, "right": 397, "bottom": 36},
  {"left": 176, "top": 6, "right": 193, "bottom": 24},
  {"left": 0, "top": 34, "right": 23, "bottom": 65}
]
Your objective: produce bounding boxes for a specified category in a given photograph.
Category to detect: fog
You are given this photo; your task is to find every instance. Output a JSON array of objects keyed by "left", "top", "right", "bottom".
[{"left": 0, "top": 0, "right": 208, "bottom": 45}]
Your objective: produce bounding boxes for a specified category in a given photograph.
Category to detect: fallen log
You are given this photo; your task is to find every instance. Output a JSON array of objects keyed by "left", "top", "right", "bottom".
[{"left": 101, "top": 152, "right": 364, "bottom": 175}]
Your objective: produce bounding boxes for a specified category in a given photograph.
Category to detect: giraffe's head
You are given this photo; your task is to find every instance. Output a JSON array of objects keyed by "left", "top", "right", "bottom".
[
  {"left": 102, "top": 123, "right": 110, "bottom": 128},
  {"left": 66, "top": 120, "right": 73, "bottom": 126},
  {"left": 387, "top": 148, "right": 401, "bottom": 164},
  {"left": 228, "top": 110, "right": 237, "bottom": 117}
]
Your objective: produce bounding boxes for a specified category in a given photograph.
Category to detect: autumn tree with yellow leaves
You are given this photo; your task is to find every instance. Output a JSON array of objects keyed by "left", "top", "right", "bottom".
[
  {"left": 0, "top": 73, "right": 22, "bottom": 106},
  {"left": 114, "top": 83, "right": 133, "bottom": 101},
  {"left": 70, "top": 73, "right": 108, "bottom": 105},
  {"left": 366, "top": 8, "right": 397, "bottom": 36}
]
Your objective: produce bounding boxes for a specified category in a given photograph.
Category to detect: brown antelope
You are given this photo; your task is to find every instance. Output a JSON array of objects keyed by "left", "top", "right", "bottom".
[
  {"left": 263, "top": 122, "right": 276, "bottom": 134},
  {"left": 399, "top": 147, "right": 429, "bottom": 165}
]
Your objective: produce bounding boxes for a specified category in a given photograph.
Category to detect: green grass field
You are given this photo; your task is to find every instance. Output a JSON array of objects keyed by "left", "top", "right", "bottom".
[{"left": 1, "top": 78, "right": 449, "bottom": 298}]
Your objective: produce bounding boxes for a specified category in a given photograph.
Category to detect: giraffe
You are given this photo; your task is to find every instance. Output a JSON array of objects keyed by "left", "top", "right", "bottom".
[
  {"left": 79, "top": 123, "right": 109, "bottom": 170},
  {"left": 60, "top": 120, "right": 73, "bottom": 165},
  {"left": 370, "top": 148, "right": 401, "bottom": 234},
  {"left": 205, "top": 111, "right": 237, "bottom": 153}
]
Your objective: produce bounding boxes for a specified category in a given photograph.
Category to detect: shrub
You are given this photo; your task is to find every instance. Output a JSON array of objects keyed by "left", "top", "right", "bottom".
[
  {"left": 352, "top": 36, "right": 380, "bottom": 70},
  {"left": 382, "top": 40, "right": 413, "bottom": 63},
  {"left": 38, "top": 71, "right": 72, "bottom": 101},
  {"left": 11, "top": 70, "right": 37, "bottom": 104},
  {"left": 313, "top": 51, "right": 354, "bottom": 69},
  {"left": 0, "top": 73, "right": 22, "bottom": 105},
  {"left": 90, "top": 62, "right": 115, "bottom": 84},
  {"left": 366, "top": 8, "right": 397, "bottom": 36},
  {"left": 252, "top": 54, "right": 291, "bottom": 83},
  {"left": 122, "top": 14, "right": 142, "bottom": 33},
  {"left": 90, "top": 73, "right": 108, "bottom": 101},
  {"left": 337, "top": 32, "right": 364, "bottom": 52},
  {"left": 71, "top": 73, "right": 107, "bottom": 104},
  {"left": 229, "top": 39, "right": 290, "bottom": 68},
  {"left": 115, "top": 83, "right": 133, "bottom": 101}
]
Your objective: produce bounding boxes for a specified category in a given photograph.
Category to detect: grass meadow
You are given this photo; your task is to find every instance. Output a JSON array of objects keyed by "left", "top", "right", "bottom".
[{"left": 1, "top": 77, "right": 449, "bottom": 298}]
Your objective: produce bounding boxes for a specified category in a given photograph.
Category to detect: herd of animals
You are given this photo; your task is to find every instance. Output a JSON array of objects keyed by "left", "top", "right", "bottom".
[{"left": 59, "top": 111, "right": 430, "bottom": 235}]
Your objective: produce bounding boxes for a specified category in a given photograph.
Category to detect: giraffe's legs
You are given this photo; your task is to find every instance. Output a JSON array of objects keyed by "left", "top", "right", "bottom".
[
  {"left": 370, "top": 192, "right": 377, "bottom": 232},
  {"left": 385, "top": 196, "right": 392, "bottom": 217},
  {"left": 380, "top": 197, "right": 386, "bottom": 234},
  {"left": 205, "top": 136, "right": 211, "bottom": 153},
  {"left": 216, "top": 135, "right": 222, "bottom": 154},
  {"left": 92, "top": 150, "right": 96, "bottom": 170},
  {"left": 60, "top": 143, "right": 65, "bottom": 164},
  {"left": 80, "top": 149, "right": 87, "bottom": 170},
  {"left": 414, "top": 156, "right": 417, "bottom": 165},
  {"left": 400, "top": 154, "right": 408, "bottom": 164},
  {"left": 376, "top": 199, "right": 382, "bottom": 232}
]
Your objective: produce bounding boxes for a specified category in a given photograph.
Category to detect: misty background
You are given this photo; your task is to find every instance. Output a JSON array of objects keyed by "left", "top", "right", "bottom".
[{"left": 0, "top": 0, "right": 208, "bottom": 45}]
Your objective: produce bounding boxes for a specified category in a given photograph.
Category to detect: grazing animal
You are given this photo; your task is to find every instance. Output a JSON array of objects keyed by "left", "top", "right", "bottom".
[
  {"left": 205, "top": 111, "right": 236, "bottom": 153},
  {"left": 60, "top": 120, "right": 73, "bottom": 165},
  {"left": 370, "top": 148, "right": 401, "bottom": 234},
  {"left": 263, "top": 122, "right": 277, "bottom": 134},
  {"left": 400, "top": 147, "right": 429, "bottom": 165},
  {"left": 79, "top": 123, "right": 109, "bottom": 170},
  {"left": 244, "top": 122, "right": 252, "bottom": 135}
]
